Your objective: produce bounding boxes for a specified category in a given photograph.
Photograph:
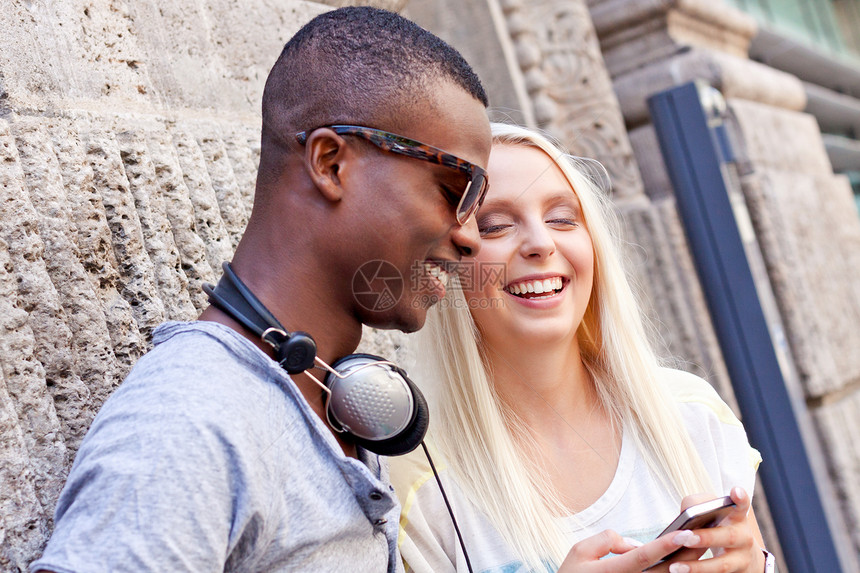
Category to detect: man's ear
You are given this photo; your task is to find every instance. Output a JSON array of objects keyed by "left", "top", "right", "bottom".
[{"left": 302, "top": 128, "right": 351, "bottom": 202}]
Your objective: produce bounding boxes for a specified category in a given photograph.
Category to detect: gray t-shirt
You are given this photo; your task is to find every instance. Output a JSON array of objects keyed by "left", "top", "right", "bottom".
[{"left": 31, "top": 321, "right": 403, "bottom": 573}]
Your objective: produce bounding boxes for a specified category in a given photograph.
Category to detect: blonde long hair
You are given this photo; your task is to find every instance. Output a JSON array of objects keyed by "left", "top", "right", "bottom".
[{"left": 411, "top": 123, "right": 713, "bottom": 569}]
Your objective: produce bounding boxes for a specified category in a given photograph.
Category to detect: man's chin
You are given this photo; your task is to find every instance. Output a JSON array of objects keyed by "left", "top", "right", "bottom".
[{"left": 357, "top": 304, "right": 427, "bottom": 334}]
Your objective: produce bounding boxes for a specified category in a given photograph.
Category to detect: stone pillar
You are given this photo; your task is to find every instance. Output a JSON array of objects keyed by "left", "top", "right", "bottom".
[{"left": 591, "top": 0, "right": 860, "bottom": 564}]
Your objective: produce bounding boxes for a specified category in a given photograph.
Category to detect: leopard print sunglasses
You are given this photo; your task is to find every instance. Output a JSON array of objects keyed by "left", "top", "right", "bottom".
[{"left": 296, "top": 125, "right": 489, "bottom": 225}]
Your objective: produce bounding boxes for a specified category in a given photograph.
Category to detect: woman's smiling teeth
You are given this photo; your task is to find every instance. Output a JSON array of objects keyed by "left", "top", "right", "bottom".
[{"left": 505, "top": 277, "right": 564, "bottom": 298}]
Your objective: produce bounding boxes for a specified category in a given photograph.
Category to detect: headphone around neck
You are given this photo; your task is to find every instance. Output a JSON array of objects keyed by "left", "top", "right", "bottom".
[
  {"left": 204, "top": 263, "right": 473, "bottom": 572},
  {"left": 203, "top": 262, "right": 429, "bottom": 456}
]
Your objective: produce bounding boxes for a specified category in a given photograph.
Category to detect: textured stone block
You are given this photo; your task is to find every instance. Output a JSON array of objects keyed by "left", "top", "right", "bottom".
[
  {"left": 145, "top": 129, "right": 218, "bottom": 313},
  {"left": 653, "top": 199, "right": 734, "bottom": 404},
  {"left": 591, "top": 0, "right": 755, "bottom": 41},
  {"left": 12, "top": 117, "right": 122, "bottom": 435},
  {"left": 0, "top": 230, "right": 68, "bottom": 514},
  {"left": 356, "top": 325, "right": 412, "bottom": 367},
  {"left": 117, "top": 129, "right": 198, "bottom": 321},
  {"left": 729, "top": 100, "right": 860, "bottom": 397},
  {"left": 195, "top": 0, "right": 330, "bottom": 109},
  {"left": 729, "top": 98, "right": 833, "bottom": 175},
  {"left": 222, "top": 123, "right": 260, "bottom": 214},
  {"left": 592, "top": 0, "right": 756, "bottom": 77},
  {"left": 86, "top": 127, "right": 167, "bottom": 343},
  {"left": 812, "top": 393, "right": 860, "bottom": 555},
  {"left": 613, "top": 48, "right": 806, "bottom": 127},
  {"left": 627, "top": 124, "right": 672, "bottom": 199},
  {"left": 404, "top": 0, "right": 535, "bottom": 127},
  {"left": 0, "top": 0, "right": 326, "bottom": 115},
  {"left": 739, "top": 170, "right": 844, "bottom": 398},
  {"left": 50, "top": 116, "right": 146, "bottom": 376},
  {"left": 0, "top": 366, "right": 49, "bottom": 572},
  {"left": 498, "top": 0, "right": 647, "bottom": 200},
  {"left": 616, "top": 199, "right": 736, "bottom": 408},
  {"left": 191, "top": 122, "right": 251, "bottom": 250},
  {"left": 171, "top": 125, "right": 235, "bottom": 276},
  {"left": 0, "top": 120, "right": 86, "bottom": 474}
]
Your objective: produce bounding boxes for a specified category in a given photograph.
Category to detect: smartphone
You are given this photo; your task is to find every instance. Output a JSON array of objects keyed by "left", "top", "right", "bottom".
[{"left": 644, "top": 496, "right": 737, "bottom": 569}]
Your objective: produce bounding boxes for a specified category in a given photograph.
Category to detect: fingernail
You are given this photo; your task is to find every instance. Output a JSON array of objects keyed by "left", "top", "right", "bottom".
[
  {"left": 683, "top": 533, "right": 701, "bottom": 547},
  {"left": 672, "top": 530, "right": 693, "bottom": 545},
  {"left": 622, "top": 536, "right": 644, "bottom": 547},
  {"left": 669, "top": 564, "right": 691, "bottom": 573},
  {"left": 733, "top": 486, "right": 747, "bottom": 500}
]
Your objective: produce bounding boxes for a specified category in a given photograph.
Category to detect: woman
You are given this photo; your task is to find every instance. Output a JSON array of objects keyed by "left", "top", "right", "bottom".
[{"left": 390, "top": 123, "right": 769, "bottom": 572}]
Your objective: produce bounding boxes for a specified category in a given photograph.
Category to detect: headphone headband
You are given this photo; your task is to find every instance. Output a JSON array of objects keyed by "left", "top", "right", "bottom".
[{"left": 203, "top": 263, "right": 316, "bottom": 373}]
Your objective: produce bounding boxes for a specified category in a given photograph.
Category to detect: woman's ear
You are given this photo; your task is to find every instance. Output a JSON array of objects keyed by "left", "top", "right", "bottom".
[{"left": 302, "top": 128, "right": 351, "bottom": 202}]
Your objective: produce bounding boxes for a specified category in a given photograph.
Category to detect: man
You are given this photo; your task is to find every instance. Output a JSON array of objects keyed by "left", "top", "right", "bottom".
[{"left": 32, "top": 7, "right": 490, "bottom": 572}]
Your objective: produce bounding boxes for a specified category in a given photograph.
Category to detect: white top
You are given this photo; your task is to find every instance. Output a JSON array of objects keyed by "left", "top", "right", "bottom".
[{"left": 390, "top": 368, "right": 761, "bottom": 573}]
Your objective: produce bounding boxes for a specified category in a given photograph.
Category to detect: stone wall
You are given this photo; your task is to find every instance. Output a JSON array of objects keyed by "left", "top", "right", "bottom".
[
  {"left": 0, "top": 0, "right": 331, "bottom": 568},
  {"left": 590, "top": 0, "right": 860, "bottom": 567}
]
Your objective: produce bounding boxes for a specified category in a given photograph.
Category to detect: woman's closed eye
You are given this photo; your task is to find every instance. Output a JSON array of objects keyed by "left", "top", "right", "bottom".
[
  {"left": 477, "top": 214, "right": 514, "bottom": 237},
  {"left": 478, "top": 212, "right": 514, "bottom": 237},
  {"left": 544, "top": 202, "right": 582, "bottom": 228},
  {"left": 546, "top": 217, "right": 579, "bottom": 228},
  {"left": 479, "top": 224, "right": 512, "bottom": 237}
]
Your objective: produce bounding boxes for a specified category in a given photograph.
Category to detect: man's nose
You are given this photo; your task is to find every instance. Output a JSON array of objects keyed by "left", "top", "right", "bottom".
[{"left": 452, "top": 215, "right": 481, "bottom": 257}]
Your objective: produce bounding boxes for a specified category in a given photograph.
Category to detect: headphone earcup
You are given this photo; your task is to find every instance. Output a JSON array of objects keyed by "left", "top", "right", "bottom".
[
  {"left": 352, "top": 374, "right": 428, "bottom": 456},
  {"left": 324, "top": 353, "right": 429, "bottom": 456}
]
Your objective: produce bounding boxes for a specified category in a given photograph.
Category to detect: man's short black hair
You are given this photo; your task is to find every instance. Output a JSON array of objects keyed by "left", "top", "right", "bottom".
[{"left": 261, "top": 6, "right": 488, "bottom": 148}]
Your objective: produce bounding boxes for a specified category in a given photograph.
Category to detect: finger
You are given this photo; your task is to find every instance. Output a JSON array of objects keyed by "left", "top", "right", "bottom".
[
  {"left": 679, "top": 493, "right": 715, "bottom": 512},
  {"left": 664, "top": 547, "right": 707, "bottom": 563},
  {"left": 710, "top": 487, "right": 751, "bottom": 528},
  {"left": 601, "top": 530, "right": 694, "bottom": 572},
  {"left": 565, "top": 529, "right": 630, "bottom": 560},
  {"left": 688, "top": 488, "right": 750, "bottom": 538},
  {"left": 571, "top": 529, "right": 656, "bottom": 559},
  {"left": 728, "top": 487, "right": 751, "bottom": 517},
  {"left": 666, "top": 551, "right": 748, "bottom": 573},
  {"left": 684, "top": 520, "right": 757, "bottom": 556}
]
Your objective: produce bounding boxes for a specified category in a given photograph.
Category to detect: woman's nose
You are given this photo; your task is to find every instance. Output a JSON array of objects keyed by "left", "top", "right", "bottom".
[{"left": 519, "top": 222, "right": 555, "bottom": 259}]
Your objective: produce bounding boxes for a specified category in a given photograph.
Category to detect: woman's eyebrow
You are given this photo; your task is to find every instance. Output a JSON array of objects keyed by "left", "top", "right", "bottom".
[
  {"left": 544, "top": 190, "right": 581, "bottom": 205},
  {"left": 477, "top": 196, "right": 518, "bottom": 211}
]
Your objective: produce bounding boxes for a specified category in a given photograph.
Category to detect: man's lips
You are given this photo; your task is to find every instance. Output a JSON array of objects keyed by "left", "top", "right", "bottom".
[{"left": 423, "top": 260, "right": 451, "bottom": 288}]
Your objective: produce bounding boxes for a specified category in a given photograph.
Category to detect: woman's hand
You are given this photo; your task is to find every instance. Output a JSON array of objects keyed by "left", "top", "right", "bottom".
[
  {"left": 664, "top": 487, "right": 766, "bottom": 573},
  {"left": 558, "top": 529, "right": 698, "bottom": 573}
]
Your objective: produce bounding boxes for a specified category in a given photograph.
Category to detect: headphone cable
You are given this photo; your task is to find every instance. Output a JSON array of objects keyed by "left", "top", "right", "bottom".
[{"left": 420, "top": 441, "right": 474, "bottom": 573}]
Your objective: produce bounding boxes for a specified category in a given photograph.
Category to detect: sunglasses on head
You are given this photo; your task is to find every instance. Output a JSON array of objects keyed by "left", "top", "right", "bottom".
[{"left": 295, "top": 125, "right": 489, "bottom": 225}]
